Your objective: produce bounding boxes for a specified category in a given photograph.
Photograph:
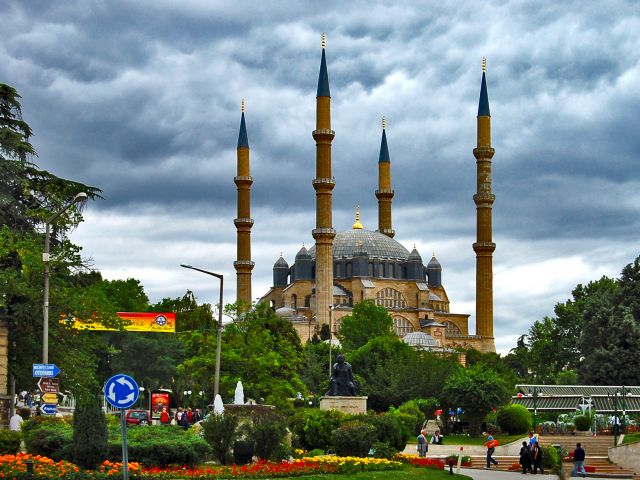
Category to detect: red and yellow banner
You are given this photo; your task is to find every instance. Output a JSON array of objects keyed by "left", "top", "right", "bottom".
[{"left": 65, "top": 312, "right": 176, "bottom": 333}]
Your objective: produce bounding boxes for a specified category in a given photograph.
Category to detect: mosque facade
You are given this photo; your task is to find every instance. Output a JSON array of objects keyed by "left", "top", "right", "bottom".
[{"left": 234, "top": 36, "right": 496, "bottom": 353}]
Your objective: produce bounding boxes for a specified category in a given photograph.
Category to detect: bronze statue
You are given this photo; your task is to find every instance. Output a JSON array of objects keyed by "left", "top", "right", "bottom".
[{"left": 326, "top": 354, "right": 357, "bottom": 396}]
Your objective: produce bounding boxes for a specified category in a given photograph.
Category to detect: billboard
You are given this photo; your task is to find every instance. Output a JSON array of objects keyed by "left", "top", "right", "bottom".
[
  {"left": 151, "top": 391, "right": 171, "bottom": 419},
  {"left": 64, "top": 312, "right": 175, "bottom": 333}
]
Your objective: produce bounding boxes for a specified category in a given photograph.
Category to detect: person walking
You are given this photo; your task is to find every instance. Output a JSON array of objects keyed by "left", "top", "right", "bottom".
[
  {"left": 571, "top": 442, "right": 586, "bottom": 478},
  {"left": 485, "top": 433, "right": 499, "bottom": 469},
  {"left": 519, "top": 441, "right": 532, "bottom": 474},
  {"left": 531, "top": 443, "right": 544, "bottom": 474},
  {"left": 417, "top": 429, "right": 428, "bottom": 457},
  {"left": 160, "top": 406, "right": 170, "bottom": 425}
]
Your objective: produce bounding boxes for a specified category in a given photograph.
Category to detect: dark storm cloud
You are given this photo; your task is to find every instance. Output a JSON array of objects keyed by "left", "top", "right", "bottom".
[{"left": 2, "top": 0, "right": 639, "bottom": 352}]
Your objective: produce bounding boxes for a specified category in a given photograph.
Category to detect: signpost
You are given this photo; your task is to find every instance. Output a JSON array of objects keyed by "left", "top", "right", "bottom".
[
  {"left": 32, "top": 363, "right": 60, "bottom": 378},
  {"left": 42, "top": 392, "right": 58, "bottom": 404},
  {"left": 41, "top": 404, "right": 57, "bottom": 415},
  {"left": 38, "top": 377, "right": 60, "bottom": 393},
  {"left": 104, "top": 374, "right": 139, "bottom": 480}
]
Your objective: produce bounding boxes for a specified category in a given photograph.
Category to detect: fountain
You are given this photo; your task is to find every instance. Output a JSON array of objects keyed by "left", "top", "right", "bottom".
[
  {"left": 234, "top": 381, "right": 244, "bottom": 405},
  {"left": 213, "top": 394, "right": 224, "bottom": 415}
]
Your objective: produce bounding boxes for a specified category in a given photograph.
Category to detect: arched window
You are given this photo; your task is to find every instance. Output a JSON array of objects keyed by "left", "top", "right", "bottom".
[
  {"left": 443, "top": 321, "right": 462, "bottom": 336},
  {"left": 385, "top": 263, "right": 393, "bottom": 278},
  {"left": 393, "top": 316, "right": 414, "bottom": 337},
  {"left": 375, "top": 288, "right": 407, "bottom": 309}
]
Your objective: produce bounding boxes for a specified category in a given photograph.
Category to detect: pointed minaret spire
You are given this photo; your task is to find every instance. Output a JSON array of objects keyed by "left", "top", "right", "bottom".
[
  {"left": 312, "top": 33, "right": 336, "bottom": 329},
  {"left": 473, "top": 57, "right": 496, "bottom": 352},
  {"left": 376, "top": 116, "right": 395, "bottom": 237},
  {"left": 352, "top": 205, "right": 364, "bottom": 229},
  {"left": 234, "top": 99, "right": 254, "bottom": 309}
]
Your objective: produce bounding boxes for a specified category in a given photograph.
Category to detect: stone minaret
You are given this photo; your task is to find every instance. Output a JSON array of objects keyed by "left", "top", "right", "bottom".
[
  {"left": 376, "top": 116, "right": 395, "bottom": 238},
  {"left": 234, "top": 99, "right": 254, "bottom": 308},
  {"left": 473, "top": 58, "right": 496, "bottom": 351},
  {"left": 312, "top": 33, "right": 336, "bottom": 327}
]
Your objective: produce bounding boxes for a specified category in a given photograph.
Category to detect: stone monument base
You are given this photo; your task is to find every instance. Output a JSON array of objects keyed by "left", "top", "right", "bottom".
[{"left": 319, "top": 396, "right": 367, "bottom": 415}]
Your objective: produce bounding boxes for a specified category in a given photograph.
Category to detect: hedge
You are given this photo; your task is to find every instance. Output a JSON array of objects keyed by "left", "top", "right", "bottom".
[{"left": 497, "top": 404, "right": 531, "bottom": 434}]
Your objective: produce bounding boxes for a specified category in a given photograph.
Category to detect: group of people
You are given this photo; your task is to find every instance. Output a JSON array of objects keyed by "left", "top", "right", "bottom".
[
  {"left": 515, "top": 432, "right": 545, "bottom": 474},
  {"left": 416, "top": 429, "right": 444, "bottom": 457},
  {"left": 159, "top": 406, "right": 203, "bottom": 428}
]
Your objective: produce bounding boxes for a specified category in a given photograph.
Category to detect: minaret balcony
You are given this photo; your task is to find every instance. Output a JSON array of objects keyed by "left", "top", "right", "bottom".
[
  {"left": 312, "top": 178, "right": 336, "bottom": 189},
  {"left": 473, "top": 147, "right": 495, "bottom": 159},
  {"left": 234, "top": 260, "right": 255, "bottom": 269},
  {"left": 472, "top": 241, "right": 496, "bottom": 254},
  {"left": 234, "top": 217, "right": 254, "bottom": 227},
  {"left": 234, "top": 175, "right": 253, "bottom": 186},
  {"left": 473, "top": 193, "right": 495, "bottom": 206},
  {"left": 375, "top": 189, "right": 395, "bottom": 199},
  {"left": 312, "top": 128, "right": 335, "bottom": 141}
]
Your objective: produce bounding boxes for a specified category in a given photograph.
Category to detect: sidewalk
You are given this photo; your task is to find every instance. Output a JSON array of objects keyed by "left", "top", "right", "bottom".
[{"left": 458, "top": 467, "right": 558, "bottom": 479}]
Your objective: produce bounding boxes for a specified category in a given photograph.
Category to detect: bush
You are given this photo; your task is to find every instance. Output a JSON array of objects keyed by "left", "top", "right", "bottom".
[
  {"left": 289, "top": 409, "right": 343, "bottom": 451},
  {"left": 357, "top": 414, "right": 406, "bottom": 451},
  {"left": 109, "top": 425, "right": 211, "bottom": 466},
  {"left": 202, "top": 413, "right": 238, "bottom": 465},
  {"left": 333, "top": 421, "right": 376, "bottom": 457},
  {"left": 497, "top": 404, "right": 531, "bottom": 434},
  {"left": 251, "top": 413, "right": 287, "bottom": 461},
  {"left": 0, "top": 429, "right": 21, "bottom": 454},
  {"left": 542, "top": 445, "right": 560, "bottom": 473},
  {"left": 396, "top": 402, "right": 424, "bottom": 435},
  {"left": 22, "top": 417, "right": 73, "bottom": 460},
  {"left": 574, "top": 415, "right": 591, "bottom": 431},
  {"left": 371, "top": 441, "right": 397, "bottom": 459},
  {"left": 386, "top": 412, "right": 416, "bottom": 440},
  {"left": 73, "top": 397, "right": 108, "bottom": 469}
]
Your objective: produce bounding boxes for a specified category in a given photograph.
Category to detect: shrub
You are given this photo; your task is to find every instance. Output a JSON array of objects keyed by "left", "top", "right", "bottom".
[
  {"left": 202, "top": 413, "right": 238, "bottom": 465},
  {"left": 497, "top": 404, "right": 531, "bottom": 434},
  {"left": 372, "top": 441, "right": 397, "bottom": 459},
  {"left": 386, "top": 411, "right": 416, "bottom": 440},
  {"left": 357, "top": 414, "right": 406, "bottom": 451},
  {"left": 251, "top": 413, "right": 287, "bottom": 461},
  {"left": 542, "top": 445, "right": 560, "bottom": 473},
  {"left": 73, "top": 397, "right": 108, "bottom": 469},
  {"left": 333, "top": 420, "right": 376, "bottom": 457},
  {"left": 574, "top": 415, "right": 591, "bottom": 431},
  {"left": 396, "top": 401, "right": 424, "bottom": 435},
  {"left": 289, "top": 409, "right": 343, "bottom": 451},
  {"left": 0, "top": 429, "right": 21, "bottom": 454},
  {"left": 22, "top": 417, "right": 73, "bottom": 460}
]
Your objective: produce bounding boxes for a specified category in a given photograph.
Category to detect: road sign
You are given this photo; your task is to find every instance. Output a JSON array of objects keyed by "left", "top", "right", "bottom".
[
  {"left": 33, "top": 364, "right": 60, "bottom": 378},
  {"left": 42, "top": 392, "right": 58, "bottom": 404},
  {"left": 41, "top": 403, "right": 57, "bottom": 415},
  {"left": 104, "top": 374, "right": 139, "bottom": 409},
  {"left": 38, "top": 377, "right": 60, "bottom": 393}
]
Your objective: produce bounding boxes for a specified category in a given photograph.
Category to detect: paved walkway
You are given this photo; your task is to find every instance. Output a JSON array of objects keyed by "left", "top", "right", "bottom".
[{"left": 458, "top": 467, "right": 558, "bottom": 479}]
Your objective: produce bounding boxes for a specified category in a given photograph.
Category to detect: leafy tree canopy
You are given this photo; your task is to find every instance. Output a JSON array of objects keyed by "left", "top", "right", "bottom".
[{"left": 336, "top": 300, "right": 394, "bottom": 351}]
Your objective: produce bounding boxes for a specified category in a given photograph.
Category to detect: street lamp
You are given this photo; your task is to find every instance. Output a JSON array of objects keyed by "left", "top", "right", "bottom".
[
  {"left": 138, "top": 386, "right": 145, "bottom": 409},
  {"left": 180, "top": 264, "right": 223, "bottom": 397},
  {"left": 183, "top": 390, "right": 192, "bottom": 406},
  {"left": 43, "top": 192, "right": 88, "bottom": 363},
  {"left": 328, "top": 306, "right": 334, "bottom": 378}
]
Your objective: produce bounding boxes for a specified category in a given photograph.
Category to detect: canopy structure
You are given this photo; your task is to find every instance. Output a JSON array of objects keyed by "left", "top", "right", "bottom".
[{"left": 511, "top": 385, "right": 640, "bottom": 413}]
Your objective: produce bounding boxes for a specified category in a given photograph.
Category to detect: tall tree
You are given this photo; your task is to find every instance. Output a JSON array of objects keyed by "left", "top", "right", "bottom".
[{"left": 336, "top": 300, "right": 394, "bottom": 351}]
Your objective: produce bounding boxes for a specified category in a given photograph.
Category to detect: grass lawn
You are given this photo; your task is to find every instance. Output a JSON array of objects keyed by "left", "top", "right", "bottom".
[
  {"left": 289, "top": 467, "right": 471, "bottom": 480},
  {"left": 622, "top": 431, "right": 640, "bottom": 444}
]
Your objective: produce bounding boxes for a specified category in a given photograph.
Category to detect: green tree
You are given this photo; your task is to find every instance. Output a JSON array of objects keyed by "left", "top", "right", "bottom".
[
  {"left": 336, "top": 300, "right": 394, "bottom": 351},
  {"left": 72, "top": 395, "right": 107, "bottom": 469},
  {"left": 442, "top": 364, "right": 511, "bottom": 434}
]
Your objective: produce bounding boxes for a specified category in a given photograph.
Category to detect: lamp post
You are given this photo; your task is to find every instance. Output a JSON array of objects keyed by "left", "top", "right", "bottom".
[
  {"left": 198, "top": 390, "right": 205, "bottom": 412},
  {"left": 328, "top": 306, "right": 334, "bottom": 378},
  {"left": 532, "top": 386, "right": 538, "bottom": 431},
  {"left": 180, "top": 264, "right": 224, "bottom": 397},
  {"left": 43, "top": 192, "right": 88, "bottom": 363},
  {"left": 183, "top": 390, "right": 192, "bottom": 406},
  {"left": 138, "top": 386, "right": 145, "bottom": 409}
]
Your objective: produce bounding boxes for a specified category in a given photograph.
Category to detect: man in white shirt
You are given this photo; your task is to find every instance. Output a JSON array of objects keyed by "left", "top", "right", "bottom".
[{"left": 9, "top": 411, "right": 24, "bottom": 431}]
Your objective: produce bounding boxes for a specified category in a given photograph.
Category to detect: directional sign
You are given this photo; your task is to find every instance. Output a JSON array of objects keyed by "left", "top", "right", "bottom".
[
  {"left": 33, "top": 364, "right": 60, "bottom": 378},
  {"left": 38, "top": 377, "right": 60, "bottom": 393},
  {"left": 42, "top": 393, "right": 58, "bottom": 404},
  {"left": 41, "top": 403, "right": 57, "bottom": 415},
  {"left": 104, "top": 374, "right": 139, "bottom": 409}
]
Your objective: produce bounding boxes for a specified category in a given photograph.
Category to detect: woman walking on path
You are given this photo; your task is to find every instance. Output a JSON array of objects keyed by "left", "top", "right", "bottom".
[
  {"left": 485, "top": 433, "right": 499, "bottom": 469},
  {"left": 531, "top": 443, "right": 544, "bottom": 474}
]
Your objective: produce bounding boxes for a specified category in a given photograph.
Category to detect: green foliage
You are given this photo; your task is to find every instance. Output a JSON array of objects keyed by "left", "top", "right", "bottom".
[
  {"left": 372, "top": 441, "right": 398, "bottom": 459},
  {"left": 202, "top": 413, "right": 238, "bottom": 465},
  {"left": 496, "top": 404, "right": 531, "bottom": 434},
  {"left": 442, "top": 364, "right": 511, "bottom": 434},
  {"left": 289, "top": 408, "right": 344, "bottom": 451},
  {"left": 332, "top": 420, "right": 376, "bottom": 457},
  {"left": 109, "top": 425, "right": 211, "bottom": 466},
  {"left": 337, "top": 300, "right": 394, "bottom": 351},
  {"left": 0, "top": 429, "right": 21, "bottom": 454},
  {"left": 356, "top": 414, "right": 406, "bottom": 451},
  {"left": 573, "top": 415, "right": 591, "bottom": 431},
  {"left": 542, "top": 445, "right": 560, "bottom": 472},
  {"left": 404, "top": 398, "right": 439, "bottom": 422},
  {"left": 396, "top": 400, "right": 427, "bottom": 435},
  {"left": 386, "top": 412, "right": 416, "bottom": 441},
  {"left": 301, "top": 341, "right": 333, "bottom": 395},
  {"left": 251, "top": 413, "right": 287, "bottom": 461},
  {"left": 22, "top": 417, "right": 73, "bottom": 460},
  {"left": 73, "top": 397, "right": 108, "bottom": 469}
]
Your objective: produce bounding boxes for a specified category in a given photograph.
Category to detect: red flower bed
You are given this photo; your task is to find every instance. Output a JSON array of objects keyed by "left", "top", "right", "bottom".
[{"left": 406, "top": 457, "right": 445, "bottom": 470}]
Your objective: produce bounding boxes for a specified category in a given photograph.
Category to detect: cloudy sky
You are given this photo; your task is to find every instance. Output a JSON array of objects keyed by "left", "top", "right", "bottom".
[{"left": 2, "top": 1, "right": 639, "bottom": 353}]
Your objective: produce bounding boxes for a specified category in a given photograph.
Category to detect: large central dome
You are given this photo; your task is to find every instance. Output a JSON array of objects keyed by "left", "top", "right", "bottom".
[{"left": 309, "top": 229, "right": 410, "bottom": 261}]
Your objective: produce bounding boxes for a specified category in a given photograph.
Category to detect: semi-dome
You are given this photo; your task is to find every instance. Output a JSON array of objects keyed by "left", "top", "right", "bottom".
[
  {"left": 309, "top": 229, "right": 410, "bottom": 261},
  {"left": 402, "top": 331, "right": 440, "bottom": 349}
]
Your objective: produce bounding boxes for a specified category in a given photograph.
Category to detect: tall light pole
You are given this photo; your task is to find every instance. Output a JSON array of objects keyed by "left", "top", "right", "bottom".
[
  {"left": 328, "top": 306, "right": 334, "bottom": 377},
  {"left": 180, "top": 264, "right": 224, "bottom": 398},
  {"left": 43, "top": 192, "right": 88, "bottom": 363}
]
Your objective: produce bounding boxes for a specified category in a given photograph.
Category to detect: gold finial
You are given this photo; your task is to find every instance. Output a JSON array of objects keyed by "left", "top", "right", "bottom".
[
  {"left": 241, "top": 98, "right": 245, "bottom": 113},
  {"left": 321, "top": 32, "right": 326, "bottom": 49},
  {"left": 482, "top": 57, "right": 486, "bottom": 73},
  {"left": 352, "top": 205, "right": 364, "bottom": 229},
  {"left": 413, "top": 243, "right": 417, "bottom": 250},
  {"left": 382, "top": 116, "right": 386, "bottom": 130}
]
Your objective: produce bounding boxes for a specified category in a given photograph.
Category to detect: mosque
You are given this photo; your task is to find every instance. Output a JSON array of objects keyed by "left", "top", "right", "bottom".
[{"left": 232, "top": 35, "right": 496, "bottom": 353}]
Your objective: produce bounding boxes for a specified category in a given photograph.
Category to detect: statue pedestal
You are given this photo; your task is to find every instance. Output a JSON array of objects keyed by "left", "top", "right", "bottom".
[{"left": 319, "top": 396, "right": 367, "bottom": 415}]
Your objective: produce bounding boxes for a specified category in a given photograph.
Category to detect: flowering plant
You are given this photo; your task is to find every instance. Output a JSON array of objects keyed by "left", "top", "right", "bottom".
[{"left": 394, "top": 453, "right": 445, "bottom": 470}]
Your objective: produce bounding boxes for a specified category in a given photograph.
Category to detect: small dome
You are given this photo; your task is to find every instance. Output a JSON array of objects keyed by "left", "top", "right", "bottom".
[
  {"left": 275, "top": 306, "right": 296, "bottom": 318},
  {"left": 295, "top": 245, "right": 311, "bottom": 259},
  {"left": 427, "top": 255, "right": 441, "bottom": 269},
  {"left": 403, "top": 331, "right": 439, "bottom": 349},
  {"left": 408, "top": 246, "right": 422, "bottom": 262},
  {"left": 274, "top": 256, "right": 289, "bottom": 268}
]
